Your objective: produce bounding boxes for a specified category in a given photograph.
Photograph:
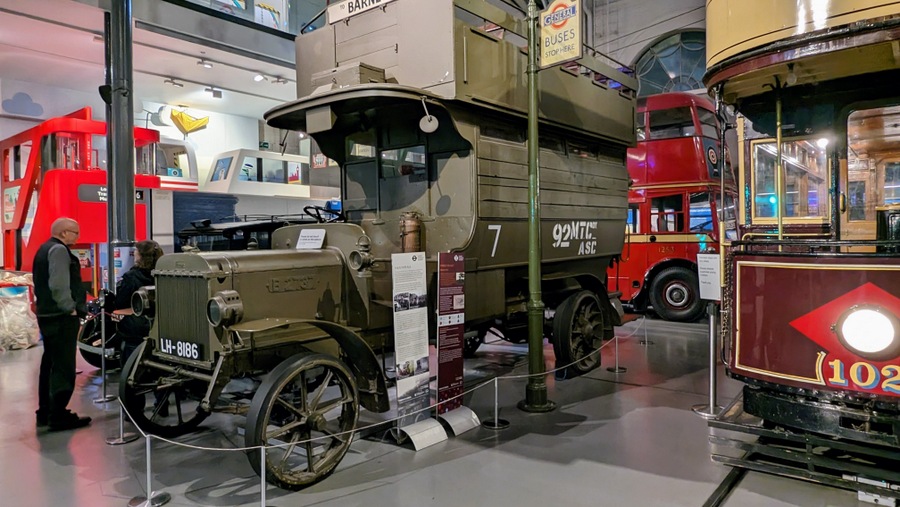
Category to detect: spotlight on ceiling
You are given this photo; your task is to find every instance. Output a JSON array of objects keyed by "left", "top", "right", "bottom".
[
  {"left": 204, "top": 86, "right": 223, "bottom": 99},
  {"left": 253, "top": 73, "right": 267, "bottom": 82},
  {"left": 197, "top": 59, "right": 213, "bottom": 69},
  {"left": 164, "top": 78, "right": 184, "bottom": 88}
]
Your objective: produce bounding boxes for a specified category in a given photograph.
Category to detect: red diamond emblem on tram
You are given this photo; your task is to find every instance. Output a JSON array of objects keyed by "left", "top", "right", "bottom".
[{"left": 789, "top": 282, "right": 900, "bottom": 355}]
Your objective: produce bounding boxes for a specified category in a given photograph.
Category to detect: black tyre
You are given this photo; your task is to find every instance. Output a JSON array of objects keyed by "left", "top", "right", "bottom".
[
  {"left": 119, "top": 344, "right": 209, "bottom": 438},
  {"left": 246, "top": 352, "right": 359, "bottom": 491},
  {"left": 551, "top": 290, "right": 604, "bottom": 376},
  {"left": 463, "top": 332, "right": 484, "bottom": 358},
  {"left": 77, "top": 314, "right": 121, "bottom": 370},
  {"left": 648, "top": 266, "right": 704, "bottom": 322}
]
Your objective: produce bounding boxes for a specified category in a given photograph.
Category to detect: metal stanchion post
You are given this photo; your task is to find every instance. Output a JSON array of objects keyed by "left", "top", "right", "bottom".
[
  {"left": 129, "top": 436, "right": 171, "bottom": 507},
  {"left": 606, "top": 334, "right": 626, "bottom": 373},
  {"left": 93, "top": 305, "right": 115, "bottom": 404},
  {"left": 693, "top": 303, "right": 723, "bottom": 419},
  {"left": 639, "top": 315, "right": 653, "bottom": 345},
  {"left": 260, "top": 446, "right": 267, "bottom": 507},
  {"left": 106, "top": 404, "right": 138, "bottom": 445},
  {"left": 481, "top": 377, "right": 509, "bottom": 430}
]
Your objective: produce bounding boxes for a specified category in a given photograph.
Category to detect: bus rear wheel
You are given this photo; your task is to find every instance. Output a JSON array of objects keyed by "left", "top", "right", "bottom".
[{"left": 649, "top": 267, "right": 704, "bottom": 322}]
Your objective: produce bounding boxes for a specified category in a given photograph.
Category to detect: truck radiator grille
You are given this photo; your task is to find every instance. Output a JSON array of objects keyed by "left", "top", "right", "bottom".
[{"left": 156, "top": 275, "right": 209, "bottom": 345}]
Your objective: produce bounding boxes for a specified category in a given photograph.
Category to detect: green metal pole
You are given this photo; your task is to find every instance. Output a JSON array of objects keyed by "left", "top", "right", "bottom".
[{"left": 519, "top": 0, "right": 555, "bottom": 413}]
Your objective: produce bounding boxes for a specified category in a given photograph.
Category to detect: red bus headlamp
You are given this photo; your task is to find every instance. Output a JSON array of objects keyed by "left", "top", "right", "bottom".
[
  {"left": 834, "top": 305, "right": 900, "bottom": 361},
  {"left": 207, "top": 290, "right": 244, "bottom": 328}
]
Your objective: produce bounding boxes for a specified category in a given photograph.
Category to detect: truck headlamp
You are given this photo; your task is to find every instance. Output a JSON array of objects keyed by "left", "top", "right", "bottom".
[
  {"left": 132, "top": 286, "right": 155, "bottom": 318},
  {"left": 834, "top": 305, "right": 899, "bottom": 360},
  {"left": 207, "top": 290, "right": 244, "bottom": 327}
]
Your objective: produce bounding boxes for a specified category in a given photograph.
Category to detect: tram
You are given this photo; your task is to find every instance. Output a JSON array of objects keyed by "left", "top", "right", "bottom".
[{"left": 706, "top": 0, "right": 900, "bottom": 493}]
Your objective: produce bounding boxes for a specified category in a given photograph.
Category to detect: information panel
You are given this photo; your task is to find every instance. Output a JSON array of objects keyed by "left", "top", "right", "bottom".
[
  {"left": 436, "top": 252, "right": 465, "bottom": 414},
  {"left": 391, "top": 252, "right": 431, "bottom": 426}
]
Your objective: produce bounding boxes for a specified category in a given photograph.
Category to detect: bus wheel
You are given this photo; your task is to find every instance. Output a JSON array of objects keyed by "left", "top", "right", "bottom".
[
  {"left": 552, "top": 290, "right": 603, "bottom": 375},
  {"left": 246, "top": 352, "right": 359, "bottom": 491},
  {"left": 649, "top": 267, "right": 704, "bottom": 322}
]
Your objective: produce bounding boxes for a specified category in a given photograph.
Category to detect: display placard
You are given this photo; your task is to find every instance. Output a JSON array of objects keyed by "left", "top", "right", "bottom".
[
  {"left": 436, "top": 252, "right": 465, "bottom": 414},
  {"left": 697, "top": 253, "right": 721, "bottom": 301},
  {"left": 295, "top": 229, "right": 326, "bottom": 250},
  {"left": 392, "top": 252, "right": 431, "bottom": 426}
]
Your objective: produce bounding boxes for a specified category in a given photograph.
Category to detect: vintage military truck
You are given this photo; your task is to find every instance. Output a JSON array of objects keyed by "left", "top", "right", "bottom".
[{"left": 120, "top": 0, "right": 637, "bottom": 491}]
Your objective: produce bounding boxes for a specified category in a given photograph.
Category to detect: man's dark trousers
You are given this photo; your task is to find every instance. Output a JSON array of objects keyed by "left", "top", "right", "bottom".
[{"left": 37, "top": 315, "right": 80, "bottom": 420}]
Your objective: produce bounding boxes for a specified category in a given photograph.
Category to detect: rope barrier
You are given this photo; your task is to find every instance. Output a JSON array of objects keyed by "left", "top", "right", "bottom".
[{"left": 117, "top": 315, "right": 649, "bottom": 453}]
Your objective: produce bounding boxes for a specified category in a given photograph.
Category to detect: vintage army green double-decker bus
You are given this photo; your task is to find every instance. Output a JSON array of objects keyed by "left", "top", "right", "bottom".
[{"left": 121, "top": 0, "right": 637, "bottom": 490}]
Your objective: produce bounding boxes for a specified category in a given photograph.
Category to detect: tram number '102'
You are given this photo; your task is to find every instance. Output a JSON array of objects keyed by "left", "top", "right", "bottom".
[
  {"left": 552, "top": 221, "right": 598, "bottom": 255},
  {"left": 826, "top": 359, "right": 900, "bottom": 394}
]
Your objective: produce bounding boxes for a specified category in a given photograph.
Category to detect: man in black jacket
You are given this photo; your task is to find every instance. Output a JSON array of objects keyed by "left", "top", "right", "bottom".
[{"left": 33, "top": 217, "right": 91, "bottom": 431}]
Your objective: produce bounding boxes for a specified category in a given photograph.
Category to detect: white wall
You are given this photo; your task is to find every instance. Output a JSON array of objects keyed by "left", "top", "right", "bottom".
[{"left": 591, "top": 0, "right": 706, "bottom": 66}]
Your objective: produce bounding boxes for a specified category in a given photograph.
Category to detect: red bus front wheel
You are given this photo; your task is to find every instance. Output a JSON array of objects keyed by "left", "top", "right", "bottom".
[{"left": 649, "top": 267, "right": 704, "bottom": 322}]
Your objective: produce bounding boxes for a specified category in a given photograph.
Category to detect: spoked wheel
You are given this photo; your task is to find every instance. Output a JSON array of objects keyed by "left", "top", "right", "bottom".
[
  {"left": 552, "top": 290, "right": 604, "bottom": 376},
  {"left": 246, "top": 352, "right": 359, "bottom": 491},
  {"left": 77, "top": 314, "right": 121, "bottom": 370},
  {"left": 649, "top": 267, "right": 704, "bottom": 322},
  {"left": 119, "top": 345, "right": 210, "bottom": 438}
]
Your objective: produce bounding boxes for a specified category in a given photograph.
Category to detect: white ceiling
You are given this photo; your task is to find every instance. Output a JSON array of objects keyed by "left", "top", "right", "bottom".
[{"left": 0, "top": 0, "right": 298, "bottom": 120}]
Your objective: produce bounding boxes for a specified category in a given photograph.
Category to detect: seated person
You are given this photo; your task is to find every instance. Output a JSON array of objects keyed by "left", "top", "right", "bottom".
[{"left": 116, "top": 240, "right": 164, "bottom": 361}]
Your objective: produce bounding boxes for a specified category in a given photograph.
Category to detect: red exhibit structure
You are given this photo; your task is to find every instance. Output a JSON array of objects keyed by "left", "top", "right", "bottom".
[
  {"left": 608, "top": 92, "right": 737, "bottom": 322},
  {"left": 1, "top": 107, "right": 162, "bottom": 292}
]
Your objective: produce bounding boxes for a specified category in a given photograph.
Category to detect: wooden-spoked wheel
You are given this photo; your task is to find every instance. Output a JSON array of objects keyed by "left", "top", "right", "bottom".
[
  {"left": 246, "top": 352, "right": 359, "bottom": 491},
  {"left": 119, "top": 345, "right": 210, "bottom": 438},
  {"left": 552, "top": 290, "right": 604, "bottom": 376}
]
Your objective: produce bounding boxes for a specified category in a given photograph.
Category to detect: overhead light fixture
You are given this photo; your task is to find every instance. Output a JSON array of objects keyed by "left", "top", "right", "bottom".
[
  {"left": 164, "top": 78, "right": 184, "bottom": 88},
  {"left": 197, "top": 59, "right": 213, "bottom": 69},
  {"left": 253, "top": 73, "right": 267, "bottom": 82},
  {"left": 273, "top": 77, "right": 288, "bottom": 85},
  {"left": 204, "top": 86, "right": 223, "bottom": 99}
]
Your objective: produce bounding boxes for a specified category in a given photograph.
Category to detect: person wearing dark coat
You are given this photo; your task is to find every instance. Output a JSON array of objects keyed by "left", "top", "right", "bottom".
[
  {"left": 115, "top": 240, "right": 163, "bottom": 362},
  {"left": 34, "top": 217, "right": 90, "bottom": 432}
]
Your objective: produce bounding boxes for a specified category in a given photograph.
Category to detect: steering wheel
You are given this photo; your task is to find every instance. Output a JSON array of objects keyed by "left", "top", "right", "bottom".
[{"left": 303, "top": 205, "right": 345, "bottom": 223}]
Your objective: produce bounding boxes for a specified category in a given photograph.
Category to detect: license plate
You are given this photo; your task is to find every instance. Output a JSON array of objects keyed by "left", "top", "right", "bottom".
[{"left": 158, "top": 337, "right": 203, "bottom": 360}]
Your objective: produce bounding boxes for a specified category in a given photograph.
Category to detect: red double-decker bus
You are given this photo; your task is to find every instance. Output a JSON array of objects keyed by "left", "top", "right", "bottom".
[
  {"left": 0, "top": 107, "right": 195, "bottom": 292},
  {"left": 609, "top": 92, "right": 736, "bottom": 321}
]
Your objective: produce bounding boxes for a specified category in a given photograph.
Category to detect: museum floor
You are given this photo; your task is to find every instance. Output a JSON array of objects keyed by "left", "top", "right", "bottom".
[{"left": 0, "top": 317, "right": 872, "bottom": 506}]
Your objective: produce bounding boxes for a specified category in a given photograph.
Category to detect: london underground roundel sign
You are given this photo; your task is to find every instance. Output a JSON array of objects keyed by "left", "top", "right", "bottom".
[{"left": 540, "top": 0, "right": 583, "bottom": 69}]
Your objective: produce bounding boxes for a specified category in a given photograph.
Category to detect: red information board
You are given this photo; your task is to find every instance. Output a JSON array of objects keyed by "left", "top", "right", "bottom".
[{"left": 437, "top": 252, "right": 465, "bottom": 413}]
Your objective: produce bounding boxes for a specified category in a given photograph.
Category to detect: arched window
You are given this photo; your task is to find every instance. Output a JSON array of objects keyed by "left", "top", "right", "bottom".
[{"left": 633, "top": 30, "right": 706, "bottom": 97}]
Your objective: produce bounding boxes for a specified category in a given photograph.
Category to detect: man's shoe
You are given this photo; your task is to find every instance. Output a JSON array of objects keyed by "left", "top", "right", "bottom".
[
  {"left": 36, "top": 411, "right": 49, "bottom": 428},
  {"left": 48, "top": 412, "right": 92, "bottom": 432}
]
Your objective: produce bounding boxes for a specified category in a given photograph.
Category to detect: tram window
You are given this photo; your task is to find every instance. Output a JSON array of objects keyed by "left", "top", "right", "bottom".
[
  {"left": 697, "top": 109, "right": 719, "bottom": 139},
  {"left": 886, "top": 163, "right": 900, "bottom": 206},
  {"left": 650, "top": 195, "right": 684, "bottom": 232},
  {"left": 847, "top": 106, "right": 900, "bottom": 222},
  {"left": 689, "top": 192, "right": 714, "bottom": 232},
  {"left": 648, "top": 107, "right": 694, "bottom": 140},
  {"left": 751, "top": 138, "right": 828, "bottom": 221},
  {"left": 636, "top": 113, "right": 646, "bottom": 141},
  {"left": 626, "top": 204, "right": 641, "bottom": 233},
  {"left": 539, "top": 135, "right": 565, "bottom": 154}
]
